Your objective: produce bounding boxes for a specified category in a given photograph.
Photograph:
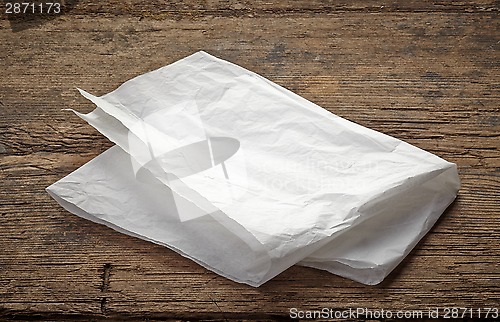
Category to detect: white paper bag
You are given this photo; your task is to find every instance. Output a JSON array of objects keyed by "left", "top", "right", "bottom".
[{"left": 47, "top": 51, "right": 460, "bottom": 286}]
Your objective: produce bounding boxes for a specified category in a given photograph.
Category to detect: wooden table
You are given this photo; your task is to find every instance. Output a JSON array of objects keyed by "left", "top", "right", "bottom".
[{"left": 1, "top": 1, "right": 498, "bottom": 320}]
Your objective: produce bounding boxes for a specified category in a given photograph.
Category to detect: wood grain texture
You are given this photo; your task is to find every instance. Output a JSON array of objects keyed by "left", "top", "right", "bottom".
[{"left": 0, "top": 0, "right": 499, "bottom": 320}]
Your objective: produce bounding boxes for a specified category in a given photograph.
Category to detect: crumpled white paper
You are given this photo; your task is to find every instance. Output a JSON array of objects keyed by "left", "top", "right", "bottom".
[{"left": 47, "top": 51, "right": 460, "bottom": 286}]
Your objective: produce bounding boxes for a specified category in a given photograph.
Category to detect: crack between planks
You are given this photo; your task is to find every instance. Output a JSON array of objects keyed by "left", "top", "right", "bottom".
[
  {"left": 99, "top": 263, "right": 112, "bottom": 316},
  {"left": 209, "top": 297, "right": 228, "bottom": 322},
  {"left": 62, "top": 6, "right": 500, "bottom": 19},
  {"left": 199, "top": 274, "right": 228, "bottom": 321}
]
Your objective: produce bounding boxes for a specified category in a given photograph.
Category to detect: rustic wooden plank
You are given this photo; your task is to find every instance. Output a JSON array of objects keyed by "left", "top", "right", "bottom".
[
  {"left": 3, "top": 0, "right": 499, "bottom": 21},
  {"left": 1, "top": 0, "right": 499, "bottom": 320}
]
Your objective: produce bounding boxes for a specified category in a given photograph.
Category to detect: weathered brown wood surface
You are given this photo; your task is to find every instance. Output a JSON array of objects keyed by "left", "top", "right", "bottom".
[{"left": 1, "top": 0, "right": 498, "bottom": 320}]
